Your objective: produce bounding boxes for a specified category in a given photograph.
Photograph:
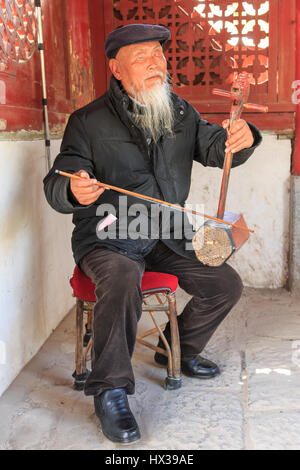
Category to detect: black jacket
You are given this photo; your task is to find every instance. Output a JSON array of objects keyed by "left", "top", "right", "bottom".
[{"left": 43, "top": 76, "right": 262, "bottom": 265}]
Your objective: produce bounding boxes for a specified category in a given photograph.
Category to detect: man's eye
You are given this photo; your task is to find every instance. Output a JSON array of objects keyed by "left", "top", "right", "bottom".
[{"left": 136, "top": 56, "right": 145, "bottom": 61}]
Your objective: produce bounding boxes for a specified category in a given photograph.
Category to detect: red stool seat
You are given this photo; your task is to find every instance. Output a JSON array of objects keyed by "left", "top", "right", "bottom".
[{"left": 70, "top": 266, "right": 178, "bottom": 302}]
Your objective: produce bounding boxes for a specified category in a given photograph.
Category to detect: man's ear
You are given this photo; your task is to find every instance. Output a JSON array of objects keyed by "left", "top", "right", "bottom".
[{"left": 109, "top": 59, "right": 122, "bottom": 80}]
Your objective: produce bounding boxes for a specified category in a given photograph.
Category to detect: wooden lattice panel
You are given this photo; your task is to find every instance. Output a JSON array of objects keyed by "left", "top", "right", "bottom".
[
  {"left": 107, "top": 0, "right": 271, "bottom": 102},
  {"left": 0, "top": 0, "right": 38, "bottom": 70}
]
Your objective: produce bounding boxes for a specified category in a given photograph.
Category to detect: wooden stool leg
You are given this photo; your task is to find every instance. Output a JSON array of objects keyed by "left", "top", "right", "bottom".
[
  {"left": 72, "top": 298, "right": 90, "bottom": 391},
  {"left": 83, "top": 309, "right": 93, "bottom": 347},
  {"left": 165, "top": 293, "right": 182, "bottom": 390}
]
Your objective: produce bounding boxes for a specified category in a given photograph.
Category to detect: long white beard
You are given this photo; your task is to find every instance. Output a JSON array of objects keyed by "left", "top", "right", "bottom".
[{"left": 129, "top": 78, "right": 174, "bottom": 143}]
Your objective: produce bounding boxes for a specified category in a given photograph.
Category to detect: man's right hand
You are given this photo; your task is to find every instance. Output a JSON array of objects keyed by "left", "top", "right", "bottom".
[{"left": 70, "top": 170, "right": 105, "bottom": 205}]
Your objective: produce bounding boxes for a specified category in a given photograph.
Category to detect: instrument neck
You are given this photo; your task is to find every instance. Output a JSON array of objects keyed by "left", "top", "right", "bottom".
[
  {"left": 217, "top": 149, "right": 233, "bottom": 219},
  {"left": 217, "top": 117, "right": 235, "bottom": 219}
]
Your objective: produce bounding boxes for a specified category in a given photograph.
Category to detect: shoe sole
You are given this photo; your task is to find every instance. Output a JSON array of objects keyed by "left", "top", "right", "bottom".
[
  {"left": 182, "top": 371, "right": 220, "bottom": 379},
  {"left": 102, "top": 429, "right": 141, "bottom": 445}
]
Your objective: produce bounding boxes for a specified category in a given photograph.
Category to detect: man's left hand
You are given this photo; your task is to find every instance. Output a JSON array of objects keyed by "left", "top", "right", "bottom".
[{"left": 222, "top": 119, "right": 254, "bottom": 154}]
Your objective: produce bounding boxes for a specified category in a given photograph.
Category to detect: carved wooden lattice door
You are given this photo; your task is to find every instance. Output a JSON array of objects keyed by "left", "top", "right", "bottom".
[{"left": 102, "top": 0, "right": 295, "bottom": 133}]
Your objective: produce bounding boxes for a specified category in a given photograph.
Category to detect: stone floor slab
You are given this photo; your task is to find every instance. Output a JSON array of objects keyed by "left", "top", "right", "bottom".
[
  {"left": 0, "top": 287, "right": 299, "bottom": 450},
  {"left": 247, "top": 410, "right": 300, "bottom": 450}
]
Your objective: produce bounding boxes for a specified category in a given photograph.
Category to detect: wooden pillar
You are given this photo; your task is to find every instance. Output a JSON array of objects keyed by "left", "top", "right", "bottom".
[
  {"left": 289, "top": 0, "right": 300, "bottom": 295},
  {"left": 88, "top": 0, "right": 107, "bottom": 98},
  {"left": 292, "top": 0, "right": 300, "bottom": 175}
]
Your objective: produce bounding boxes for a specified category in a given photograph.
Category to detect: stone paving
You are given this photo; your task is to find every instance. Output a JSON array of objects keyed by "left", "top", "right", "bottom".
[{"left": 0, "top": 287, "right": 300, "bottom": 450}]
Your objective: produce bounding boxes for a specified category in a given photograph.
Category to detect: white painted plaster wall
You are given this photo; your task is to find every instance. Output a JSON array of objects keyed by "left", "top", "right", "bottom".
[
  {"left": 0, "top": 140, "right": 74, "bottom": 397},
  {"left": 0, "top": 132, "right": 291, "bottom": 397},
  {"left": 187, "top": 133, "right": 291, "bottom": 288}
]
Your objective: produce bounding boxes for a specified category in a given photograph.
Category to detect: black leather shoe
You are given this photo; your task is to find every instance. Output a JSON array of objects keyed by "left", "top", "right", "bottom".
[
  {"left": 155, "top": 352, "right": 220, "bottom": 379},
  {"left": 94, "top": 388, "right": 141, "bottom": 444}
]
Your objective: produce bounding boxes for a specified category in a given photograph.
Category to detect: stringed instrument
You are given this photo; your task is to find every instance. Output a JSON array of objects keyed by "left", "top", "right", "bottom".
[{"left": 192, "top": 72, "right": 268, "bottom": 266}]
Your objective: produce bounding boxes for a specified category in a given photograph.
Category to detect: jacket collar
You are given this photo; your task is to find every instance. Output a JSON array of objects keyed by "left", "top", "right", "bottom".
[{"left": 107, "top": 76, "right": 149, "bottom": 155}]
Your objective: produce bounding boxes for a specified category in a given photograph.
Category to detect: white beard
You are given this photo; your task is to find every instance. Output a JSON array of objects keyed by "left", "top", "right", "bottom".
[{"left": 129, "top": 77, "right": 174, "bottom": 143}]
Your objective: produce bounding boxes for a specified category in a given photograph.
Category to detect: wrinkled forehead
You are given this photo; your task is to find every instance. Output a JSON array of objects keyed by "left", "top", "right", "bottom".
[{"left": 116, "top": 41, "right": 163, "bottom": 59}]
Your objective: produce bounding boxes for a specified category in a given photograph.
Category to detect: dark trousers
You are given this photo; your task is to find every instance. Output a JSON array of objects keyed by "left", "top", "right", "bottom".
[{"left": 80, "top": 241, "right": 243, "bottom": 397}]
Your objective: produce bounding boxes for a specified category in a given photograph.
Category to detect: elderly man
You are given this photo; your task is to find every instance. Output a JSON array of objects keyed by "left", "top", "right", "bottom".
[{"left": 44, "top": 24, "right": 262, "bottom": 444}]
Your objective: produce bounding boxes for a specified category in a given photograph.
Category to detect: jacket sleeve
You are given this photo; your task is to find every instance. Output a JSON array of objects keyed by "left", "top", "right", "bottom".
[
  {"left": 193, "top": 109, "right": 262, "bottom": 169},
  {"left": 43, "top": 112, "right": 96, "bottom": 214}
]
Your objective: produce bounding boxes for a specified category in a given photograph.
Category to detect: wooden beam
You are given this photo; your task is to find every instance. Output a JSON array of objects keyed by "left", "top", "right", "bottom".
[{"left": 199, "top": 112, "right": 295, "bottom": 136}]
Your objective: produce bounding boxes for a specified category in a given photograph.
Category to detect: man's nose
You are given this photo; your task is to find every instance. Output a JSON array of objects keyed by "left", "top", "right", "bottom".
[{"left": 147, "top": 56, "right": 160, "bottom": 70}]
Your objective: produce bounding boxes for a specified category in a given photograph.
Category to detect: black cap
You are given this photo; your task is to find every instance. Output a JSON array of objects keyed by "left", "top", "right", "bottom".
[{"left": 105, "top": 23, "right": 171, "bottom": 59}]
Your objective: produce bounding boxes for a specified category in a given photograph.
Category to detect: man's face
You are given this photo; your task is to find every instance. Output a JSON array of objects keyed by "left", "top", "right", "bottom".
[{"left": 109, "top": 41, "right": 167, "bottom": 96}]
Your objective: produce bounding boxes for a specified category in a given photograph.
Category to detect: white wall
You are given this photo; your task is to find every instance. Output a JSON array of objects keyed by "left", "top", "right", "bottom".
[
  {"left": 0, "top": 140, "right": 74, "bottom": 397},
  {"left": 187, "top": 133, "right": 291, "bottom": 288},
  {"left": 0, "top": 132, "right": 291, "bottom": 396}
]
